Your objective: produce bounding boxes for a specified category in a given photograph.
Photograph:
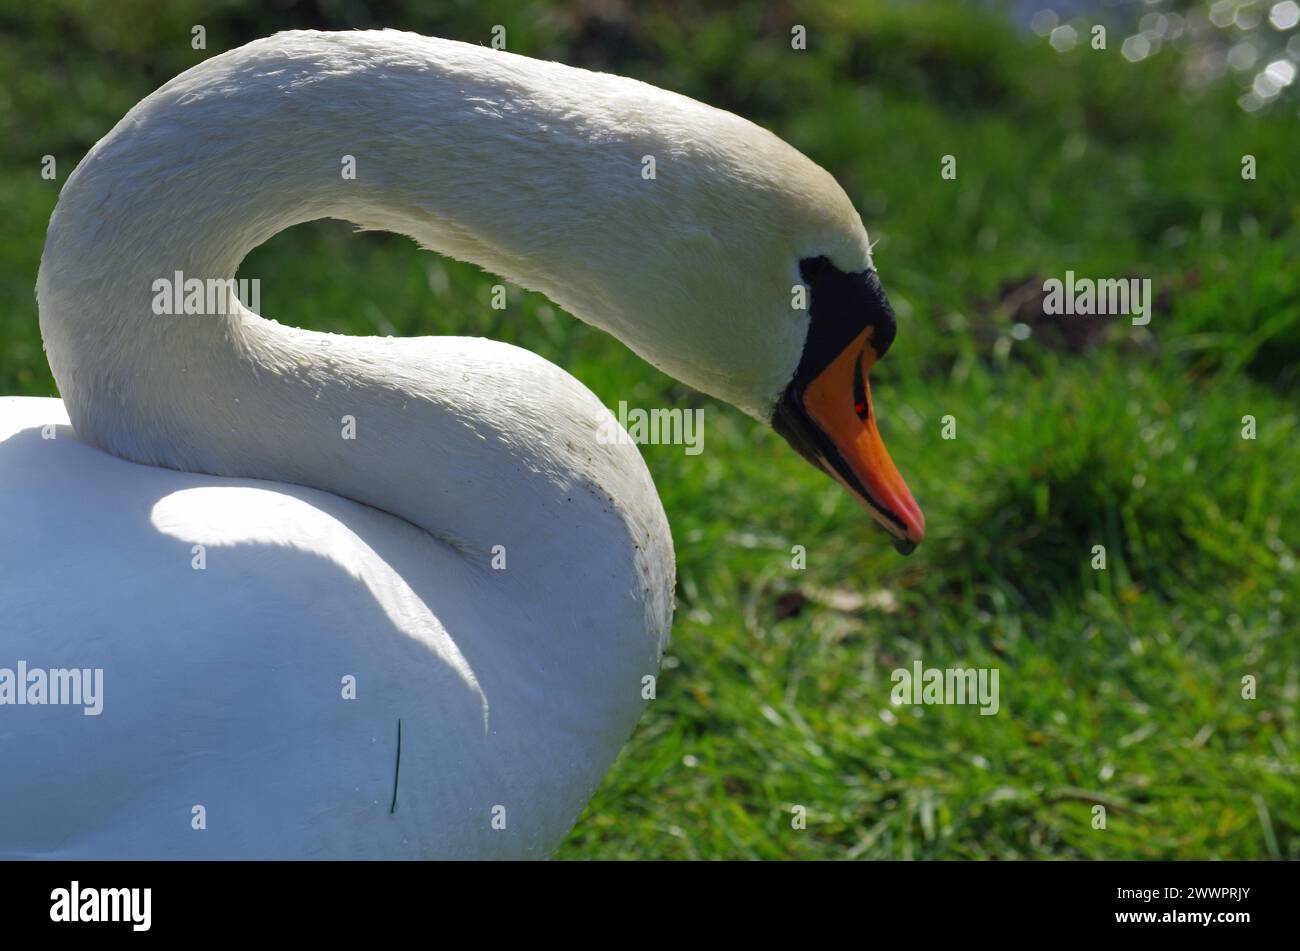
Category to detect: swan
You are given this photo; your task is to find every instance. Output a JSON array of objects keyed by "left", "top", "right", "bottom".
[{"left": 0, "top": 30, "right": 924, "bottom": 859}]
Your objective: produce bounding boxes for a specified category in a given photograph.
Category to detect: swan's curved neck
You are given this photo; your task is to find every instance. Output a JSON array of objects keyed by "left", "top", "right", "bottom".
[
  {"left": 41, "top": 32, "right": 649, "bottom": 371},
  {"left": 38, "top": 32, "right": 684, "bottom": 595}
]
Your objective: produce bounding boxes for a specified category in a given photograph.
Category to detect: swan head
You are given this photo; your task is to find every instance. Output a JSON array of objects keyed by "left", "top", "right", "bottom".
[{"left": 597, "top": 116, "right": 925, "bottom": 554}]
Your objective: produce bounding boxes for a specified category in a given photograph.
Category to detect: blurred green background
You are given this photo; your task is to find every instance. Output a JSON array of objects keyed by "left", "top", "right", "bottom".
[{"left": 1, "top": 0, "right": 1296, "bottom": 859}]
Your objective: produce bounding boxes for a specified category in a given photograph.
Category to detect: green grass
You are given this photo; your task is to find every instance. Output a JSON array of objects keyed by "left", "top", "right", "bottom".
[{"left": 2, "top": 0, "right": 1297, "bottom": 859}]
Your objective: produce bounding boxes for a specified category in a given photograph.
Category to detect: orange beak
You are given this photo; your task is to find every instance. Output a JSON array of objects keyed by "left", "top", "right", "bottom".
[
  {"left": 802, "top": 326, "right": 925, "bottom": 552},
  {"left": 773, "top": 325, "right": 925, "bottom": 554}
]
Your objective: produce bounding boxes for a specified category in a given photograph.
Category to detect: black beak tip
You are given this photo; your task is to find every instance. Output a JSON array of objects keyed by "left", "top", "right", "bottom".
[{"left": 890, "top": 534, "right": 917, "bottom": 556}]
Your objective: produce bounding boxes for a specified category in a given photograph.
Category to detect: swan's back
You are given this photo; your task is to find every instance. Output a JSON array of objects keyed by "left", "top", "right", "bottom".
[{"left": 0, "top": 341, "right": 673, "bottom": 858}]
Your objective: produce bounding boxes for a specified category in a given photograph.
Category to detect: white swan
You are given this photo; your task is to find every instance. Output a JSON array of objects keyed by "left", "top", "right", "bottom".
[{"left": 0, "top": 30, "right": 924, "bottom": 859}]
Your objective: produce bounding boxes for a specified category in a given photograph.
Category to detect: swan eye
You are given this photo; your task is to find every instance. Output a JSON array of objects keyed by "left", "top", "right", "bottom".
[
  {"left": 799, "top": 256, "right": 830, "bottom": 284},
  {"left": 851, "top": 348, "right": 870, "bottom": 421}
]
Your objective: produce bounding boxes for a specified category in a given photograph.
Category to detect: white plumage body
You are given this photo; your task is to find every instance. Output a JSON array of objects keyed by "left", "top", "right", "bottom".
[{"left": 2, "top": 29, "right": 873, "bottom": 857}]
